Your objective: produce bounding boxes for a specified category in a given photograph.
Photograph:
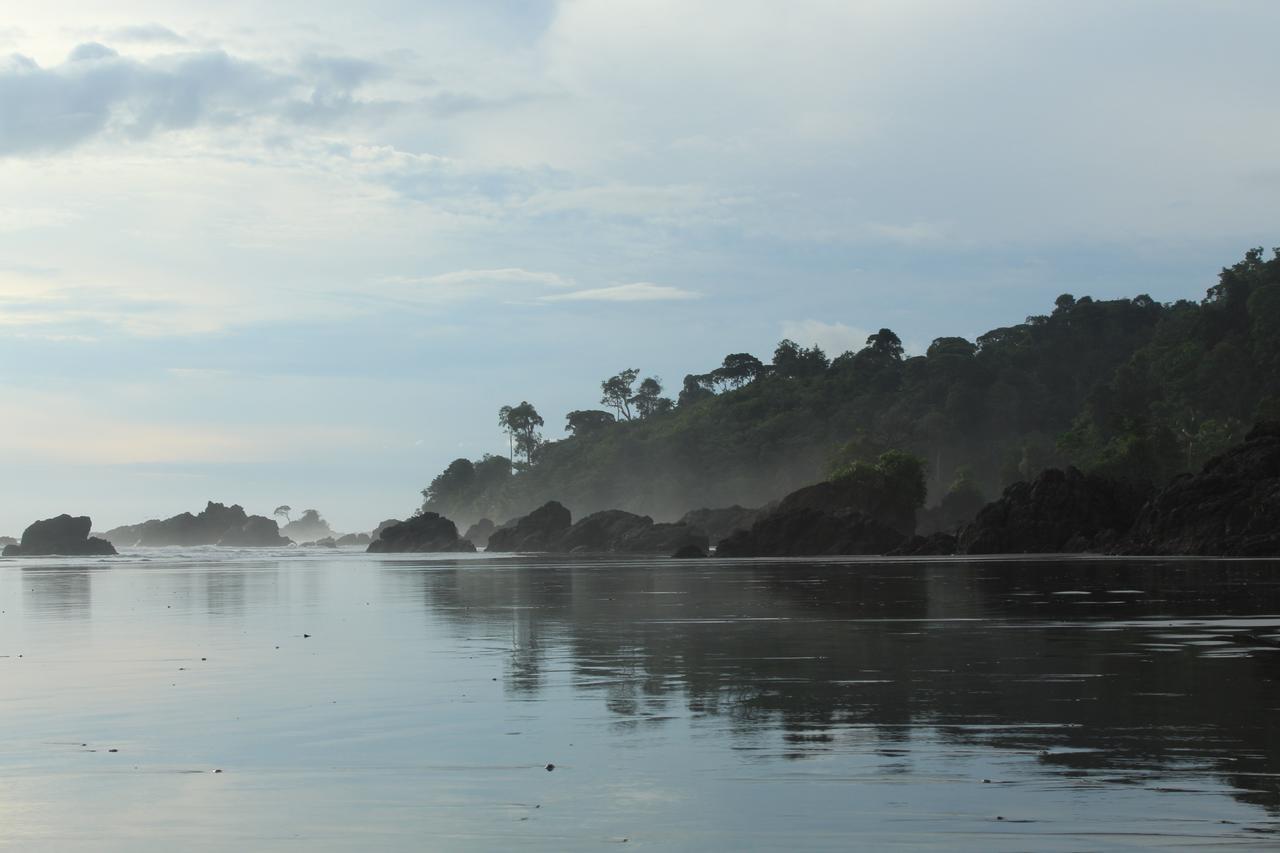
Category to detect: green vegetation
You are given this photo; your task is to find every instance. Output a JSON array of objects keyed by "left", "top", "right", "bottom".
[{"left": 422, "top": 248, "right": 1280, "bottom": 527}]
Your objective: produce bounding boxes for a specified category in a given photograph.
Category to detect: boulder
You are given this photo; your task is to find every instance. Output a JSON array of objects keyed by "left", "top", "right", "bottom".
[
  {"left": 958, "top": 467, "right": 1150, "bottom": 554},
  {"left": 462, "top": 518, "right": 496, "bottom": 548},
  {"left": 615, "top": 521, "right": 708, "bottom": 554},
  {"left": 101, "top": 501, "right": 252, "bottom": 547},
  {"left": 558, "top": 510, "right": 652, "bottom": 552},
  {"left": 1119, "top": 422, "right": 1280, "bottom": 556},
  {"left": 334, "top": 532, "right": 371, "bottom": 547},
  {"left": 776, "top": 478, "right": 916, "bottom": 536},
  {"left": 678, "top": 505, "right": 766, "bottom": 544},
  {"left": 217, "top": 516, "right": 292, "bottom": 547},
  {"left": 887, "top": 532, "right": 958, "bottom": 556},
  {"left": 366, "top": 513, "right": 476, "bottom": 553},
  {"left": 370, "top": 519, "right": 401, "bottom": 543},
  {"left": 716, "top": 508, "right": 906, "bottom": 557},
  {"left": 3, "top": 515, "right": 117, "bottom": 557},
  {"left": 672, "top": 544, "right": 708, "bottom": 559},
  {"left": 486, "top": 502, "right": 572, "bottom": 552}
]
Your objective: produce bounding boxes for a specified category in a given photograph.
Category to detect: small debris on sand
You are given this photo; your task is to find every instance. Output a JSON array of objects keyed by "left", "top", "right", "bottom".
[{"left": 545, "top": 763, "right": 555, "bottom": 772}]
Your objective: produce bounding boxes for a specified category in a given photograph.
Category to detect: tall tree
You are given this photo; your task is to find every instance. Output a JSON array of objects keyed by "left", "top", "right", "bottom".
[
  {"left": 498, "top": 401, "right": 545, "bottom": 467},
  {"left": 631, "top": 376, "right": 665, "bottom": 418},
  {"left": 565, "top": 409, "right": 617, "bottom": 436},
  {"left": 601, "top": 369, "right": 640, "bottom": 420}
]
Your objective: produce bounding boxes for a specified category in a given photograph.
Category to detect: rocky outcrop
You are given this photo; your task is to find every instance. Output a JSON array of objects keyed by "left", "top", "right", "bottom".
[
  {"left": 775, "top": 478, "right": 916, "bottom": 536},
  {"left": 302, "top": 537, "right": 338, "bottom": 548},
  {"left": 888, "top": 532, "right": 958, "bottom": 556},
  {"left": 2, "top": 515, "right": 117, "bottom": 557},
  {"left": 672, "top": 544, "right": 708, "bottom": 559},
  {"left": 334, "top": 532, "right": 371, "bottom": 547},
  {"left": 463, "top": 518, "right": 496, "bottom": 548},
  {"left": 0, "top": 536, "right": 16, "bottom": 548},
  {"left": 101, "top": 502, "right": 259, "bottom": 547},
  {"left": 370, "top": 519, "right": 401, "bottom": 543},
  {"left": 678, "top": 505, "right": 766, "bottom": 544},
  {"left": 216, "top": 516, "right": 292, "bottom": 547},
  {"left": 486, "top": 502, "right": 572, "bottom": 552},
  {"left": 958, "top": 467, "right": 1150, "bottom": 554},
  {"left": 366, "top": 513, "right": 476, "bottom": 553},
  {"left": 716, "top": 508, "right": 906, "bottom": 557},
  {"left": 280, "top": 510, "right": 334, "bottom": 544},
  {"left": 1119, "top": 422, "right": 1280, "bottom": 556},
  {"left": 557, "top": 510, "right": 649, "bottom": 552}
]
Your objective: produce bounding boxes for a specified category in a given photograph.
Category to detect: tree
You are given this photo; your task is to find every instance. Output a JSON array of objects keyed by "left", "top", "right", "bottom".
[
  {"left": 565, "top": 409, "right": 617, "bottom": 436},
  {"left": 864, "top": 328, "right": 904, "bottom": 361},
  {"left": 498, "top": 401, "right": 544, "bottom": 467},
  {"left": 273, "top": 505, "right": 291, "bottom": 523},
  {"left": 711, "top": 353, "right": 766, "bottom": 388},
  {"left": 678, "top": 374, "right": 715, "bottom": 406},
  {"left": 632, "top": 376, "right": 666, "bottom": 418},
  {"left": 772, "top": 339, "right": 829, "bottom": 378},
  {"left": 601, "top": 369, "right": 640, "bottom": 420}
]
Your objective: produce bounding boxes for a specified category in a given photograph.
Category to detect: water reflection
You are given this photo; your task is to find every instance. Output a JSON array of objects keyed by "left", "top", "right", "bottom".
[
  {"left": 387, "top": 557, "right": 1280, "bottom": 816},
  {"left": 21, "top": 566, "right": 96, "bottom": 620}
]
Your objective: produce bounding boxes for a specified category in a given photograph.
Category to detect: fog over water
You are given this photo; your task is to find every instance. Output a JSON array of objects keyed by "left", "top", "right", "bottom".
[{"left": 3, "top": 549, "right": 1279, "bottom": 850}]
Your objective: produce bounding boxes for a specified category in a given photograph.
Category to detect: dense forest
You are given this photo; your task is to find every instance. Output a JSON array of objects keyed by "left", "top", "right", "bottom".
[{"left": 421, "top": 248, "right": 1280, "bottom": 528}]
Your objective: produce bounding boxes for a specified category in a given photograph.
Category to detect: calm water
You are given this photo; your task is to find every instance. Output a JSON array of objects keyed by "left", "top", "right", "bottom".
[{"left": 2, "top": 549, "right": 1279, "bottom": 851}]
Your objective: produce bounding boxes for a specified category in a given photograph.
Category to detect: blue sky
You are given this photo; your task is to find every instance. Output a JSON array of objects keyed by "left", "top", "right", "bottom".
[{"left": 2, "top": 0, "right": 1279, "bottom": 534}]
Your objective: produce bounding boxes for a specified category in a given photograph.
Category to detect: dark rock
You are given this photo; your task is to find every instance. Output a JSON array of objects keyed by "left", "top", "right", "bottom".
[
  {"left": 486, "top": 502, "right": 572, "bottom": 552},
  {"left": 672, "top": 544, "right": 707, "bottom": 559},
  {"left": 716, "top": 508, "right": 906, "bottom": 557},
  {"left": 887, "top": 532, "right": 958, "bottom": 556},
  {"left": 366, "top": 513, "right": 476, "bottom": 553},
  {"left": 369, "top": 519, "right": 401, "bottom": 542},
  {"left": 958, "top": 467, "right": 1151, "bottom": 554},
  {"left": 302, "top": 537, "right": 338, "bottom": 548},
  {"left": 776, "top": 478, "right": 916, "bottom": 536},
  {"left": 462, "top": 518, "right": 496, "bottom": 548},
  {"left": 102, "top": 501, "right": 254, "bottom": 547},
  {"left": 217, "top": 516, "right": 292, "bottom": 547},
  {"left": 615, "top": 521, "right": 708, "bottom": 554},
  {"left": 1119, "top": 422, "right": 1280, "bottom": 556},
  {"left": 2, "top": 515, "right": 117, "bottom": 556},
  {"left": 678, "top": 505, "right": 765, "bottom": 544},
  {"left": 558, "top": 510, "right": 651, "bottom": 552},
  {"left": 334, "top": 532, "right": 371, "bottom": 546}
]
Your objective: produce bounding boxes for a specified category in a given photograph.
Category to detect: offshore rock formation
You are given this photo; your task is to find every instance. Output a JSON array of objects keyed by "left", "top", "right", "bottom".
[
  {"left": 462, "top": 518, "right": 496, "bottom": 548},
  {"left": 1119, "top": 422, "right": 1280, "bottom": 556},
  {"left": 334, "top": 532, "right": 371, "bottom": 546},
  {"left": 887, "top": 532, "right": 958, "bottom": 556},
  {"left": 217, "top": 516, "right": 292, "bottom": 547},
  {"left": 100, "top": 502, "right": 292, "bottom": 548},
  {"left": 2, "top": 515, "right": 117, "bottom": 557},
  {"left": 366, "top": 513, "right": 476, "bottom": 553},
  {"left": 957, "top": 467, "right": 1150, "bottom": 554},
  {"left": 487, "top": 502, "right": 573, "bottom": 552},
  {"left": 280, "top": 510, "right": 334, "bottom": 544},
  {"left": 485, "top": 504, "right": 709, "bottom": 555},
  {"left": 716, "top": 508, "right": 905, "bottom": 557},
  {"left": 678, "top": 505, "right": 766, "bottom": 544}
]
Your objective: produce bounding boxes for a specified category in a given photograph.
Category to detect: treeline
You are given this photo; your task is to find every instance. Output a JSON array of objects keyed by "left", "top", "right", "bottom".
[{"left": 422, "top": 247, "right": 1280, "bottom": 527}]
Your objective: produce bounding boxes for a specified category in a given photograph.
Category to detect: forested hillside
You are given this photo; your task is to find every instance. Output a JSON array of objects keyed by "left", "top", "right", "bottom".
[{"left": 422, "top": 248, "right": 1280, "bottom": 527}]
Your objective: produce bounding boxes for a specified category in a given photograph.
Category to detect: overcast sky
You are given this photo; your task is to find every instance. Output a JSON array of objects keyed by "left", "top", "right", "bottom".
[{"left": 2, "top": 0, "right": 1278, "bottom": 534}]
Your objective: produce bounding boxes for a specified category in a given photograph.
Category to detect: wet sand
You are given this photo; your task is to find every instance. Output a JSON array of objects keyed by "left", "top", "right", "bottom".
[{"left": 2, "top": 549, "right": 1278, "bottom": 850}]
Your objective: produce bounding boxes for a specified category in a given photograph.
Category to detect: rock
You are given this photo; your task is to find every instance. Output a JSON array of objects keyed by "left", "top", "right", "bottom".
[
  {"left": 334, "top": 532, "right": 371, "bottom": 546},
  {"left": 462, "top": 518, "right": 496, "bottom": 548},
  {"left": 615, "top": 521, "right": 708, "bottom": 554},
  {"left": 678, "top": 505, "right": 766, "bottom": 544},
  {"left": 958, "top": 467, "right": 1150, "bottom": 554},
  {"left": 280, "top": 510, "right": 334, "bottom": 544},
  {"left": 2, "top": 514, "right": 117, "bottom": 556},
  {"left": 887, "top": 532, "right": 958, "bottom": 556},
  {"left": 366, "top": 513, "right": 476, "bottom": 553},
  {"left": 671, "top": 544, "right": 707, "bottom": 559},
  {"left": 0, "top": 536, "right": 16, "bottom": 548},
  {"left": 1119, "top": 422, "right": 1280, "bottom": 556},
  {"left": 557, "top": 510, "right": 652, "bottom": 552},
  {"left": 102, "top": 501, "right": 254, "bottom": 547},
  {"left": 776, "top": 478, "right": 917, "bottom": 536},
  {"left": 369, "top": 519, "right": 401, "bottom": 543},
  {"left": 486, "top": 502, "right": 572, "bottom": 552},
  {"left": 216, "top": 516, "right": 292, "bottom": 547},
  {"left": 716, "top": 508, "right": 906, "bottom": 557},
  {"left": 302, "top": 537, "right": 338, "bottom": 548}
]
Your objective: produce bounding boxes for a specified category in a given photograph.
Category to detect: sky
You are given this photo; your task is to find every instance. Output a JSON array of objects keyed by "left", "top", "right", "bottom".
[{"left": 2, "top": 0, "right": 1279, "bottom": 535}]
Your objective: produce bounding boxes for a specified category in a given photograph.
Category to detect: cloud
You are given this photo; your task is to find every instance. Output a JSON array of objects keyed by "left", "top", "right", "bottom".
[
  {"left": 541, "top": 282, "right": 699, "bottom": 302},
  {"left": 409, "top": 267, "right": 573, "bottom": 288},
  {"left": 780, "top": 320, "right": 872, "bottom": 356},
  {"left": 109, "top": 24, "right": 188, "bottom": 45}
]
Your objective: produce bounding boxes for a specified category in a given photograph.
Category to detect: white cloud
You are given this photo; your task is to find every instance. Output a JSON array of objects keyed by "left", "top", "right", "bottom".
[
  {"left": 780, "top": 320, "right": 871, "bottom": 357},
  {"left": 541, "top": 282, "right": 699, "bottom": 302}
]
